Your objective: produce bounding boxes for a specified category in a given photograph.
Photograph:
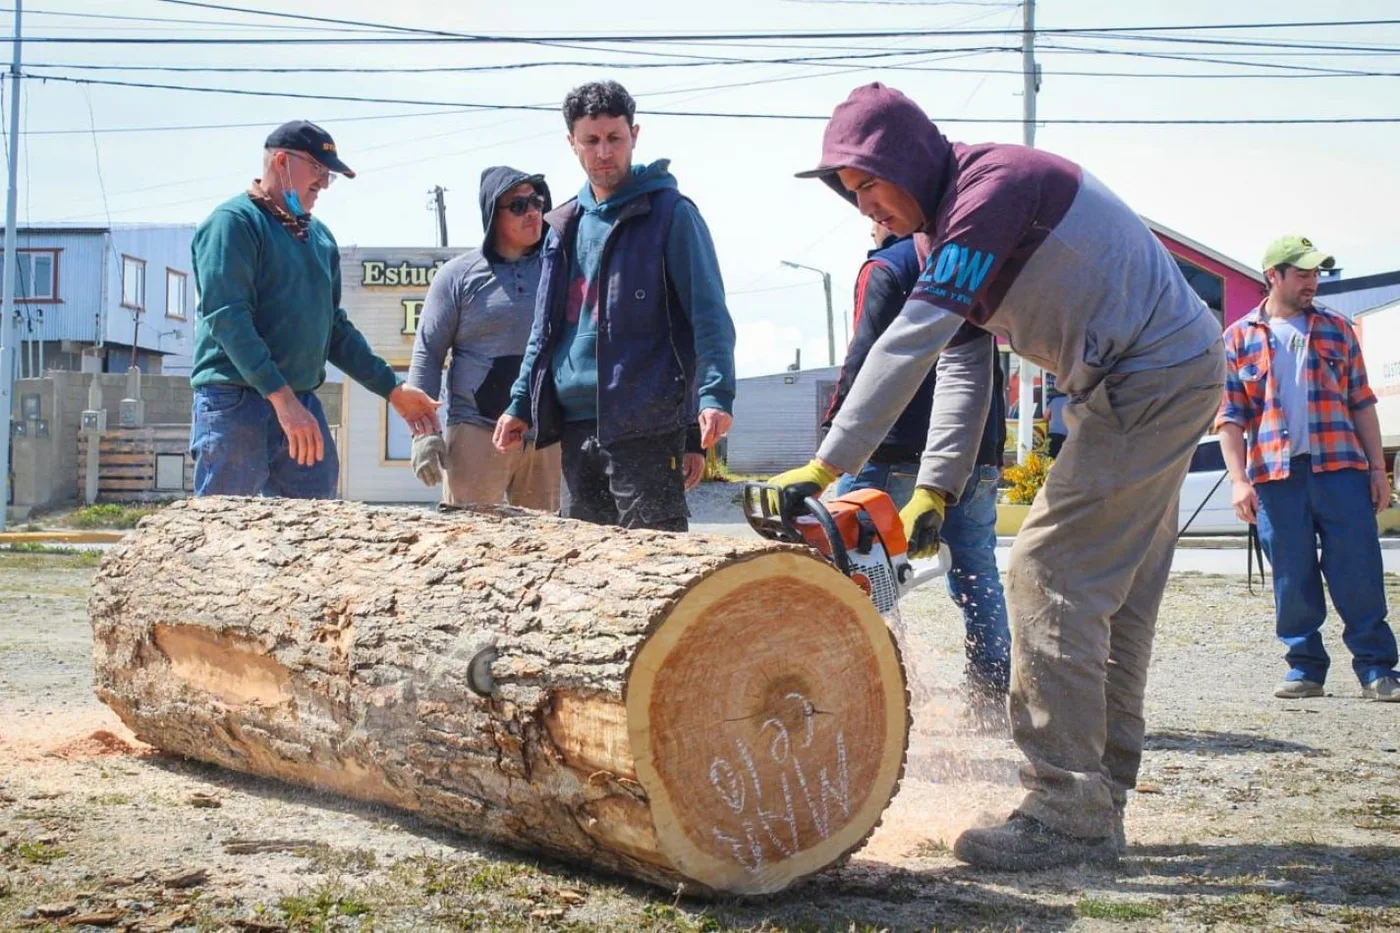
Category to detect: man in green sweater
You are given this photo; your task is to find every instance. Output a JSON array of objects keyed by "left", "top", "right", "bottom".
[{"left": 189, "top": 121, "right": 439, "bottom": 498}]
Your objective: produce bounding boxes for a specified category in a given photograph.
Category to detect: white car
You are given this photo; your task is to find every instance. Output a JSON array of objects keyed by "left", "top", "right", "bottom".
[{"left": 1178, "top": 435, "right": 1247, "bottom": 535}]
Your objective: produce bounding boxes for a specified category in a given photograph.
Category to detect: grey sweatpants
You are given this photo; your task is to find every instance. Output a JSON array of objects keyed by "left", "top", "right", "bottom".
[{"left": 1006, "top": 345, "right": 1225, "bottom": 838}]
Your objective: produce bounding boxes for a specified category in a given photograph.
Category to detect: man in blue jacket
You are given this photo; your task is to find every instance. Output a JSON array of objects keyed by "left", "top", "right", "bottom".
[
  {"left": 493, "top": 81, "right": 737, "bottom": 531},
  {"left": 823, "top": 224, "right": 1010, "bottom": 709}
]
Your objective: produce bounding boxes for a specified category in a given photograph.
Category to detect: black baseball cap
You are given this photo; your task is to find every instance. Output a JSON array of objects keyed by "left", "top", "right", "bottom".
[{"left": 264, "top": 120, "right": 356, "bottom": 178}]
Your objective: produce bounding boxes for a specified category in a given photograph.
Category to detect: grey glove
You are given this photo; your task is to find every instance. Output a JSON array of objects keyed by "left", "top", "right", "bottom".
[{"left": 411, "top": 433, "right": 448, "bottom": 487}]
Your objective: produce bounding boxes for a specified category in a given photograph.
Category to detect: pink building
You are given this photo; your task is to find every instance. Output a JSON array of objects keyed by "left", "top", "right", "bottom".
[{"left": 1147, "top": 219, "right": 1265, "bottom": 329}]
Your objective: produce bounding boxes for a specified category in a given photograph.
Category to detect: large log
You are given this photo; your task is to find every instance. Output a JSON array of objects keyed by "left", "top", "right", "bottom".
[{"left": 90, "top": 496, "right": 909, "bottom": 896}]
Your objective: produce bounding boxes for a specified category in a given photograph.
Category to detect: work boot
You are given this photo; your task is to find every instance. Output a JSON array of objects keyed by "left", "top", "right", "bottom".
[
  {"left": 953, "top": 812, "right": 1119, "bottom": 872},
  {"left": 1362, "top": 674, "right": 1400, "bottom": 702},
  {"left": 1274, "top": 679, "right": 1325, "bottom": 699}
]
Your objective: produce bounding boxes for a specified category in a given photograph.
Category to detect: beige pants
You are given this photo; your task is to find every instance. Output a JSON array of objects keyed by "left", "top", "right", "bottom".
[
  {"left": 1006, "top": 345, "right": 1225, "bottom": 838},
  {"left": 443, "top": 422, "right": 561, "bottom": 512}
]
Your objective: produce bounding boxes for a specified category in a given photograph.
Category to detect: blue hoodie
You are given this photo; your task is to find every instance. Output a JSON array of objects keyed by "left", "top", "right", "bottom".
[{"left": 549, "top": 160, "right": 735, "bottom": 422}]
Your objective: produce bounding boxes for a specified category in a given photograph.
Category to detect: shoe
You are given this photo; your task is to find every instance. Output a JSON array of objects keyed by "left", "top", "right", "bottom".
[
  {"left": 1361, "top": 675, "right": 1400, "bottom": 702},
  {"left": 952, "top": 811, "right": 1119, "bottom": 872},
  {"left": 1274, "top": 679, "right": 1325, "bottom": 699}
]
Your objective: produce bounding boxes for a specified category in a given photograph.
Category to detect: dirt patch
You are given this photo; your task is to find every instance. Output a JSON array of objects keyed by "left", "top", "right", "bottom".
[{"left": 2, "top": 551, "right": 1398, "bottom": 931}]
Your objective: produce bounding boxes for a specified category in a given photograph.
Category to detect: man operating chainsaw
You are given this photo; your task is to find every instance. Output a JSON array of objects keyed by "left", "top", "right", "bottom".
[{"left": 770, "top": 83, "right": 1224, "bottom": 872}]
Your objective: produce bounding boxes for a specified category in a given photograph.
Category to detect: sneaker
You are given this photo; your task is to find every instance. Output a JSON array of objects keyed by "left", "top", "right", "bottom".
[
  {"left": 952, "top": 812, "right": 1119, "bottom": 872},
  {"left": 1361, "top": 675, "right": 1400, "bottom": 702},
  {"left": 1274, "top": 679, "right": 1325, "bottom": 699}
]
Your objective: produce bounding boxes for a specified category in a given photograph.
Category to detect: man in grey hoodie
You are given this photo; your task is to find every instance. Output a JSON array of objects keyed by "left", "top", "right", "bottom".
[
  {"left": 408, "top": 167, "right": 560, "bottom": 510},
  {"left": 773, "top": 83, "right": 1224, "bottom": 872}
]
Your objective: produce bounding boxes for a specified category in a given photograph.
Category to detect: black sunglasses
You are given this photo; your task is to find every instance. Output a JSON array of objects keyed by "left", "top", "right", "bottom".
[{"left": 501, "top": 194, "right": 546, "bottom": 216}]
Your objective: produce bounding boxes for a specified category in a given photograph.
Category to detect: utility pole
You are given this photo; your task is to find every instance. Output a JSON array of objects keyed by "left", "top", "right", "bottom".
[
  {"left": 1015, "top": 0, "right": 1040, "bottom": 464},
  {"left": 0, "top": 1, "right": 23, "bottom": 530},
  {"left": 780, "top": 260, "right": 836, "bottom": 366},
  {"left": 430, "top": 185, "right": 448, "bottom": 247}
]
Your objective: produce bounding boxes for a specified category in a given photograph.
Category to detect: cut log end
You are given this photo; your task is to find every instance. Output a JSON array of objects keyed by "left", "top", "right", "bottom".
[{"left": 628, "top": 551, "right": 909, "bottom": 895}]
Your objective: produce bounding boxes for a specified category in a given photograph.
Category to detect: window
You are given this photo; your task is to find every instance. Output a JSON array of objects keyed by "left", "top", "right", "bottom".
[
  {"left": 1173, "top": 256, "right": 1225, "bottom": 326},
  {"left": 1, "top": 249, "right": 59, "bottom": 301},
  {"left": 165, "top": 269, "right": 187, "bottom": 319},
  {"left": 383, "top": 368, "right": 447, "bottom": 462},
  {"left": 1188, "top": 439, "right": 1226, "bottom": 474},
  {"left": 121, "top": 255, "right": 146, "bottom": 310},
  {"left": 384, "top": 401, "right": 413, "bottom": 461}
]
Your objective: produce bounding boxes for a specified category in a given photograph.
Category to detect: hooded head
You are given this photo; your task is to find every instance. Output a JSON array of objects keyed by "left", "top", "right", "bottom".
[
  {"left": 478, "top": 165, "right": 552, "bottom": 260},
  {"left": 796, "top": 84, "right": 953, "bottom": 237}
]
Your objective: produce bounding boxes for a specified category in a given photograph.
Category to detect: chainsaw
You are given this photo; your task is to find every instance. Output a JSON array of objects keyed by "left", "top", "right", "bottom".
[{"left": 740, "top": 482, "right": 951, "bottom": 615}]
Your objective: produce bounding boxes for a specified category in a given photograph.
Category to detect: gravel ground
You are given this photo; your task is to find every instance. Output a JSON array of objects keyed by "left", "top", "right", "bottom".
[{"left": 2, "top": 538, "right": 1399, "bottom": 931}]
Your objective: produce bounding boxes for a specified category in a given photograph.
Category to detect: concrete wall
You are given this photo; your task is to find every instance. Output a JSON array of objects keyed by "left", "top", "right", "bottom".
[{"left": 9, "top": 373, "right": 345, "bottom": 511}]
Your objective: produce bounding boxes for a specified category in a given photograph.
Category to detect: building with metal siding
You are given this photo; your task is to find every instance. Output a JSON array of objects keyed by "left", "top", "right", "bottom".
[
  {"left": 0, "top": 223, "right": 196, "bottom": 377},
  {"left": 1317, "top": 270, "right": 1400, "bottom": 321},
  {"left": 725, "top": 366, "right": 840, "bottom": 475}
]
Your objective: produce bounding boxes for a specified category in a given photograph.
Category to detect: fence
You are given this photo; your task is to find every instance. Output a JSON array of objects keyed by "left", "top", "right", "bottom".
[{"left": 77, "top": 424, "right": 194, "bottom": 502}]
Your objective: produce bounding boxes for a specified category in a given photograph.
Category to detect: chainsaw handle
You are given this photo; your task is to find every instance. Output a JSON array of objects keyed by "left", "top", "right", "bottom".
[
  {"left": 801, "top": 495, "right": 852, "bottom": 576},
  {"left": 900, "top": 542, "right": 953, "bottom": 591}
]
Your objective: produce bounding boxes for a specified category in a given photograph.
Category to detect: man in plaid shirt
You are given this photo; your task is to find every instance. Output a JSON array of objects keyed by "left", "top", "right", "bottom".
[{"left": 1216, "top": 235, "right": 1398, "bottom": 703}]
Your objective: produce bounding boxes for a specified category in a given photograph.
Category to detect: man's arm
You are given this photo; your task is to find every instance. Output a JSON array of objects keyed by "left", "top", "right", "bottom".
[
  {"left": 665, "top": 202, "right": 737, "bottom": 416},
  {"left": 407, "top": 262, "right": 461, "bottom": 401},
  {"left": 917, "top": 328, "right": 993, "bottom": 500},
  {"left": 816, "top": 297, "right": 965, "bottom": 476},
  {"left": 191, "top": 210, "right": 287, "bottom": 397},
  {"left": 501, "top": 237, "right": 554, "bottom": 427},
  {"left": 1214, "top": 333, "right": 1259, "bottom": 523},
  {"left": 1355, "top": 405, "right": 1386, "bottom": 472},
  {"left": 822, "top": 259, "right": 905, "bottom": 429}
]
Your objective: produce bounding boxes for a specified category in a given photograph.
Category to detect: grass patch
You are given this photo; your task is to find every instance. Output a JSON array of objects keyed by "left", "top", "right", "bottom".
[
  {"left": 67, "top": 502, "right": 158, "bottom": 529},
  {"left": 299, "top": 844, "right": 378, "bottom": 875},
  {"left": 0, "top": 543, "right": 102, "bottom": 566},
  {"left": 67, "top": 502, "right": 162, "bottom": 529},
  {"left": 86, "top": 793, "right": 132, "bottom": 806},
  {"left": 1341, "top": 795, "right": 1400, "bottom": 830},
  {"left": 16, "top": 841, "right": 68, "bottom": 865},
  {"left": 278, "top": 884, "right": 373, "bottom": 929},
  {"left": 1076, "top": 897, "right": 1163, "bottom": 921},
  {"left": 912, "top": 839, "right": 951, "bottom": 857}
]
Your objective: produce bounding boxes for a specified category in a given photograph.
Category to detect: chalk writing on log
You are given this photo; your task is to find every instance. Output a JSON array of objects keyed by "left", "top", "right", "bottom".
[{"left": 708, "top": 691, "right": 850, "bottom": 873}]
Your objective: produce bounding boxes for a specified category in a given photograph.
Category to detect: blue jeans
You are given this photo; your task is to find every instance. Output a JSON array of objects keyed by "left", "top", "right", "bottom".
[
  {"left": 837, "top": 462, "right": 1011, "bottom": 693},
  {"left": 190, "top": 385, "right": 339, "bottom": 499},
  {"left": 1255, "top": 457, "right": 1397, "bottom": 687}
]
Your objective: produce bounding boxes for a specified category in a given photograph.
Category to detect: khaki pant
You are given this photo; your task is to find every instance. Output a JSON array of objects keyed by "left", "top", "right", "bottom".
[
  {"left": 1006, "top": 345, "right": 1225, "bottom": 838},
  {"left": 443, "top": 422, "right": 561, "bottom": 512}
]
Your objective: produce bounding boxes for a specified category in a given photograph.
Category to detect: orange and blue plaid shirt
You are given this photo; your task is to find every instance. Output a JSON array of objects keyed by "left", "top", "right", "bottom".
[{"left": 1215, "top": 302, "right": 1376, "bottom": 483}]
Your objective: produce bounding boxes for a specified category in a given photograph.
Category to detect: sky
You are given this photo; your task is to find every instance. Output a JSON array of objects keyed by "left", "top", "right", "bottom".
[{"left": 6, "top": 0, "right": 1400, "bottom": 377}]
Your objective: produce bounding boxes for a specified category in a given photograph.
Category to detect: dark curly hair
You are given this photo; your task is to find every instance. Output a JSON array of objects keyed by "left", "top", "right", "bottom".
[{"left": 562, "top": 81, "right": 636, "bottom": 131}]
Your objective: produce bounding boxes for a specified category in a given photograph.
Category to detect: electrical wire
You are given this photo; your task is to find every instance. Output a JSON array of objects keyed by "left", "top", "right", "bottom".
[{"left": 25, "top": 72, "right": 1400, "bottom": 125}]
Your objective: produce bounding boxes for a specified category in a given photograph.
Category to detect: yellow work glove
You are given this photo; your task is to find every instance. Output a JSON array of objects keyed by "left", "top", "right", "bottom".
[
  {"left": 767, "top": 459, "right": 839, "bottom": 519},
  {"left": 900, "top": 487, "right": 947, "bottom": 559}
]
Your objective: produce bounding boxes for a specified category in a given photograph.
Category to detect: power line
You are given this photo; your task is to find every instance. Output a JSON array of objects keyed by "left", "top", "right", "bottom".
[
  {"left": 15, "top": 15, "right": 1400, "bottom": 46},
  {"left": 26, "top": 72, "right": 1400, "bottom": 125},
  {"left": 5, "top": 7, "right": 389, "bottom": 33},
  {"left": 20, "top": 45, "right": 1002, "bottom": 75}
]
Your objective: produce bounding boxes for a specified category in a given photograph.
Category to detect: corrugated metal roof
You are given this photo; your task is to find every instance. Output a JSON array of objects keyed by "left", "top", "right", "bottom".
[{"left": 727, "top": 366, "right": 841, "bottom": 475}]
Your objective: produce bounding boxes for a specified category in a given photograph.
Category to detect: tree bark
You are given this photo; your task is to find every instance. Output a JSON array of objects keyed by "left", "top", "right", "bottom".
[{"left": 90, "top": 496, "right": 909, "bottom": 896}]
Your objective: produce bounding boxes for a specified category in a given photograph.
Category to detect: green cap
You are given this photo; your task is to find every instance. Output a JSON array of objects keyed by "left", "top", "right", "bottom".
[{"left": 1262, "top": 235, "right": 1335, "bottom": 272}]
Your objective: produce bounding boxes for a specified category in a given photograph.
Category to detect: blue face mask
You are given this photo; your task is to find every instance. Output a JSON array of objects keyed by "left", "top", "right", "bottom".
[{"left": 280, "top": 163, "right": 307, "bottom": 217}]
